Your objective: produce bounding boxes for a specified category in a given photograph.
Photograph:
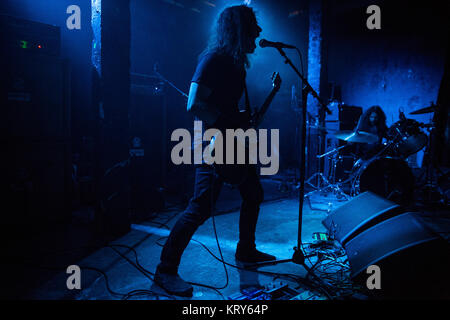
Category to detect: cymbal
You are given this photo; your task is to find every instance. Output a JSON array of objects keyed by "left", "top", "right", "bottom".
[
  {"left": 308, "top": 124, "right": 337, "bottom": 130},
  {"left": 334, "top": 130, "right": 379, "bottom": 143},
  {"left": 410, "top": 104, "right": 438, "bottom": 115}
]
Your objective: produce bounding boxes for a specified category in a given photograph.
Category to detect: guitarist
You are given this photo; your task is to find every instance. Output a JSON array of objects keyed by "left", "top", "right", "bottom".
[{"left": 155, "top": 5, "right": 278, "bottom": 297}]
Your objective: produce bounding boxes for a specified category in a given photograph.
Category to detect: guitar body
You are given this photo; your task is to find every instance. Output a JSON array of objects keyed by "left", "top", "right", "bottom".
[{"left": 213, "top": 72, "right": 282, "bottom": 186}]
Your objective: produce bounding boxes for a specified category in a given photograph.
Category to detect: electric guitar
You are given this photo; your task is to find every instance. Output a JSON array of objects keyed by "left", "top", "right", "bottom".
[{"left": 212, "top": 72, "right": 282, "bottom": 185}]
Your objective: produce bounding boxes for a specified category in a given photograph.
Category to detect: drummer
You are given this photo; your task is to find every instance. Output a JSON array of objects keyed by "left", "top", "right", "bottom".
[{"left": 354, "top": 105, "right": 388, "bottom": 159}]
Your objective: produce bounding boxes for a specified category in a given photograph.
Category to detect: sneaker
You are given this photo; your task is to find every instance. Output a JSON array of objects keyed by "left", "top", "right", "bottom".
[
  {"left": 154, "top": 269, "right": 193, "bottom": 297},
  {"left": 235, "top": 247, "right": 276, "bottom": 263}
]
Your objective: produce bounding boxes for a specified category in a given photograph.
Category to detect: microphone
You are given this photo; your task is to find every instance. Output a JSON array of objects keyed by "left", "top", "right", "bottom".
[{"left": 259, "top": 39, "right": 296, "bottom": 49}]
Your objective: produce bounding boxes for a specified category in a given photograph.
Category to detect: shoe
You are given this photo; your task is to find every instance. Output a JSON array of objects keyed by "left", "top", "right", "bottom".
[
  {"left": 154, "top": 269, "right": 193, "bottom": 297},
  {"left": 235, "top": 246, "right": 276, "bottom": 263}
]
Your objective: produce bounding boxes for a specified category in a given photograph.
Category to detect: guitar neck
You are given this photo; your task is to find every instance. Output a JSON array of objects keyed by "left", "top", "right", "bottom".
[{"left": 254, "top": 87, "right": 279, "bottom": 128}]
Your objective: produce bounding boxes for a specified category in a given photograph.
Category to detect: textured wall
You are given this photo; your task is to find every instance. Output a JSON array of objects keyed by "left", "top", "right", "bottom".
[
  {"left": 307, "top": 0, "right": 323, "bottom": 115},
  {"left": 325, "top": 1, "right": 448, "bottom": 123},
  {"left": 324, "top": 0, "right": 449, "bottom": 166}
]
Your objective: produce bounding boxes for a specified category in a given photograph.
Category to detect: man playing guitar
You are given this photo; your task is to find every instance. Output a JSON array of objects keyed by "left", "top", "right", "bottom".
[{"left": 154, "top": 5, "right": 280, "bottom": 297}]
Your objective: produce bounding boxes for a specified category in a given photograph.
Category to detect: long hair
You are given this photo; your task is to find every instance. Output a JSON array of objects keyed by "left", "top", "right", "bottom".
[
  {"left": 201, "top": 5, "right": 259, "bottom": 68},
  {"left": 358, "top": 105, "right": 388, "bottom": 134}
]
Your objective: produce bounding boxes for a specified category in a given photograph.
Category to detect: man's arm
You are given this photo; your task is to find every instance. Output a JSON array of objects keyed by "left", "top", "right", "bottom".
[
  {"left": 187, "top": 82, "right": 220, "bottom": 126},
  {"left": 187, "top": 82, "right": 249, "bottom": 128}
]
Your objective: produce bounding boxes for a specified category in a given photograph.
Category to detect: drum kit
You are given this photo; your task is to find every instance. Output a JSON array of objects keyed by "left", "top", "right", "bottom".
[{"left": 314, "top": 103, "right": 439, "bottom": 205}]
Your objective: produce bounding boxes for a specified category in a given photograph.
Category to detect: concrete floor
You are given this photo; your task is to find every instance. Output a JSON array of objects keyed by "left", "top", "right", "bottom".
[{"left": 25, "top": 191, "right": 351, "bottom": 300}]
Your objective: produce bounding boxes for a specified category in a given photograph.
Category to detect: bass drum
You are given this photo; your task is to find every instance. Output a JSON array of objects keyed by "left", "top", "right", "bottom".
[{"left": 352, "top": 157, "right": 415, "bottom": 204}]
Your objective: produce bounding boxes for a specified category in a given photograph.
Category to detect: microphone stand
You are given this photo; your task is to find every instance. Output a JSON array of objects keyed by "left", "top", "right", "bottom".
[{"left": 248, "top": 47, "right": 331, "bottom": 274}]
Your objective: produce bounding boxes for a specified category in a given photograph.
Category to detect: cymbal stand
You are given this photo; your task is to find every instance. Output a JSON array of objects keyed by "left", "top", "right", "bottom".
[
  {"left": 419, "top": 125, "right": 447, "bottom": 204},
  {"left": 304, "top": 145, "right": 351, "bottom": 211}
]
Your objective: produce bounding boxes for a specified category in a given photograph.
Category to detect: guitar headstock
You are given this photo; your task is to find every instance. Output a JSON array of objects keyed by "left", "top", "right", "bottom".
[{"left": 271, "top": 72, "right": 282, "bottom": 91}]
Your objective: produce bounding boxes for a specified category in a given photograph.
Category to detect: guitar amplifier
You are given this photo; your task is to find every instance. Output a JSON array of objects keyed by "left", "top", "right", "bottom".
[
  {"left": 0, "top": 21, "right": 71, "bottom": 225},
  {"left": 0, "top": 14, "right": 61, "bottom": 57},
  {"left": 129, "top": 74, "right": 167, "bottom": 189},
  {"left": 1, "top": 53, "right": 70, "bottom": 139}
]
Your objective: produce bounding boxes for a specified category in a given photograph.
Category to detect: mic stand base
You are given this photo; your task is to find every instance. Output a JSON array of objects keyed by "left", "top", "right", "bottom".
[
  {"left": 243, "top": 246, "right": 330, "bottom": 298},
  {"left": 244, "top": 246, "right": 311, "bottom": 269},
  {"left": 292, "top": 246, "right": 306, "bottom": 265}
]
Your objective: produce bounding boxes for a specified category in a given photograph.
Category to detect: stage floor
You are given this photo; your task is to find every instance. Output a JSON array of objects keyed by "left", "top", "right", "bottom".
[
  {"left": 14, "top": 187, "right": 449, "bottom": 300},
  {"left": 24, "top": 192, "right": 351, "bottom": 300}
]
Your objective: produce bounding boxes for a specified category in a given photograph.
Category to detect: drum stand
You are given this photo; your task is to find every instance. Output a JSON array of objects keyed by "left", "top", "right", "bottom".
[
  {"left": 418, "top": 126, "right": 448, "bottom": 205},
  {"left": 304, "top": 145, "right": 351, "bottom": 211}
]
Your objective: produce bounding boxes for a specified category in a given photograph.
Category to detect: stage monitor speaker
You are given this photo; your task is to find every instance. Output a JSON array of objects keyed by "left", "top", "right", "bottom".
[
  {"left": 344, "top": 212, "right": 450, "bottom": 299},
  {"left": 322, "top": 191, "right": 404, "bottom": 245}
]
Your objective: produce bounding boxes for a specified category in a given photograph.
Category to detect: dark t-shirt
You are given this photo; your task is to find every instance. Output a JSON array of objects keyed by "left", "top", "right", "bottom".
[{"left": 191, "top": 51, "right": 246, "bottom": 120}]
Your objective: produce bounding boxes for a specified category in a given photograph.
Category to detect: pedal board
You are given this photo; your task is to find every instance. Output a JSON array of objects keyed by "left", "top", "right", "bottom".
[
  {"left": 228, "top": 282, "right": 326, "bottom": 300},
  {"left": 290, "top": 289, "right": 327, "bottom": 300},
  {"left": 228, "top": 282, "right": 298, "bottom": 300}
]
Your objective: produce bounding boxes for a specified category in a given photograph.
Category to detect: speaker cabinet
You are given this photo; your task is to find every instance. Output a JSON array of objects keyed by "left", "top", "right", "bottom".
[
  {"left": 322, "top": 191, "right": 403, "bottom": 245},
  {"left": 128, "top": 76, "right": 167, "bottom": 217},
  {"left": 1, "top": 139, "right": 71, "bottom": 225},
  {"left": 1, "top": 53, "right": 70, "bottom": 139},
  {"left": 345, "top": 212, "right": 450, "bottom": 299},
  {"left": 130, "top": 78, "right": 166, "bottom": 189},
  {"left": 0, "top": 51, "right": 71, "bottom": 225}
]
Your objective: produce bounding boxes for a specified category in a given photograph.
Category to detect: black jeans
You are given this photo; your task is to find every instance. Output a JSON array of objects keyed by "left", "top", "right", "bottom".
[{"left": 157, "top": 164, "right": 264, "bottom": 274}]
